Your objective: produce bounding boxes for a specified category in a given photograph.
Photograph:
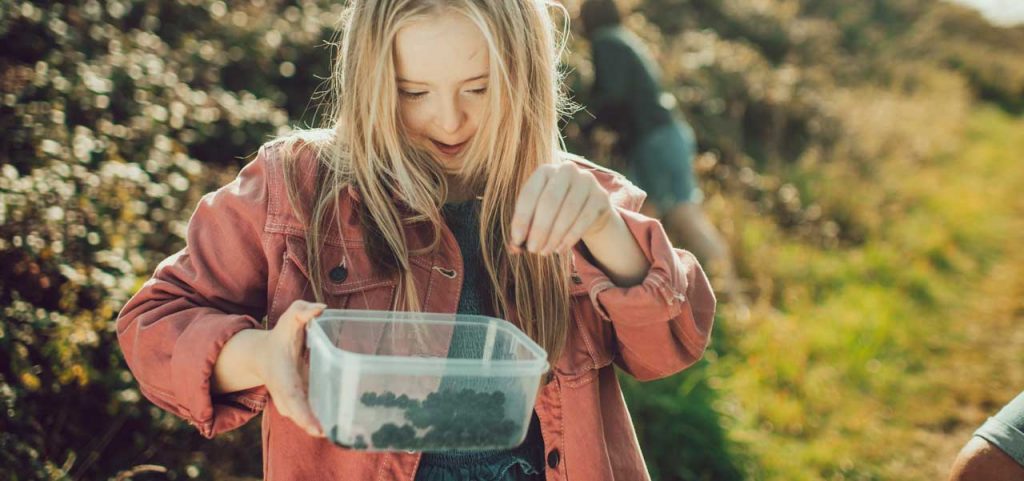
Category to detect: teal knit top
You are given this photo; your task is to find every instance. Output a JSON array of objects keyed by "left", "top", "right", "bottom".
[{"left": 414, "top": 200, "right": 546, "bottom": 481}]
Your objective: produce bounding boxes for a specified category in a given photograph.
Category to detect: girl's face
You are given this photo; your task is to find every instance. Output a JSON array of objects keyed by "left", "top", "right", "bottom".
[{"left": 394, "top": 11, "right": 490, "bottom": 170}]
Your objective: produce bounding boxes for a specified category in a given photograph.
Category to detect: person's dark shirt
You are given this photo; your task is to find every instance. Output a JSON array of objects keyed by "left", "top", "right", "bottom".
[{"left": 588, "top": 25, "right": 675, "bottom": 154}]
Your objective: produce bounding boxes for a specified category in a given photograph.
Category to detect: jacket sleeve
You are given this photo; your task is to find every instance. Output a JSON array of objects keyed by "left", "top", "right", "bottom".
[
  {"left": 574, "top": 167, "right": 716, "bottom": 382},
  {"left": 115, "top": 145, "right": 274, "bottom": 438}
]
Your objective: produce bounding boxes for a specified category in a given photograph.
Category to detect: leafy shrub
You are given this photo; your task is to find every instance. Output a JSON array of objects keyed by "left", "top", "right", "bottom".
[{"left": 1, "top": 0, "right": 338, "bottom": 478}]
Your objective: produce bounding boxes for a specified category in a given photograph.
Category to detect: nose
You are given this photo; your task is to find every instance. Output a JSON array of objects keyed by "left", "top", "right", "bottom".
[{"left": 436, "top": 94, "right": 464, "bottom": 135}]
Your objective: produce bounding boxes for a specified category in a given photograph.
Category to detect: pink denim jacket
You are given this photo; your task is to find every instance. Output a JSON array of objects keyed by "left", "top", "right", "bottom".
[{"left": 116, "top": 135, "right": 716, "bottom": 480}]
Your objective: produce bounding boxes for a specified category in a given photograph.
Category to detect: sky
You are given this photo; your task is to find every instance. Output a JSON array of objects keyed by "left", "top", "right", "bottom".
[{"left": 947, "top": 0, "right": 1024, "bottom": 26}]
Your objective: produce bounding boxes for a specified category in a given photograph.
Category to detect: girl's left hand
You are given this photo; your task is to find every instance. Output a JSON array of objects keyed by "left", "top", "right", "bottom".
[{"left": 509, "top": 162, "right": 616, "bottom": 256}]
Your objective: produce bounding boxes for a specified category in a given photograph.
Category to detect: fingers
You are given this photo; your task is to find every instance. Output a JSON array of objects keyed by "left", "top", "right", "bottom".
[
  {"left": 270, "top": 300, "right": 327, "bottom": 437},
  {"left": 280, "top": 393, "right": 324, "bottom": 438},
  {"left": 279, "top": 300, "right": 327, "bottom": 329},
  {"left": 512, "top": 163, "right": 611, "bottom": 256},
  {"left": 270, "top": 363, "right": 324, "bottom": 437},
  {"left": 510, "top": 167, "right": 551, "bottom": 251},
  {"left": 524, "top": 166, "right": 574, "bottom": 253},
  {"left": 556, "top": 190, "right": 612, "bottom": 253},
  {"left": 539, "top": 177, "right": 590, "bottom": 255}
]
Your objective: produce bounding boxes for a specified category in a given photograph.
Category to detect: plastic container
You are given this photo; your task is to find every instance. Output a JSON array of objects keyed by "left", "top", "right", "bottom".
[{"left": 306, "top": 309, "right": 549, "bottom": 452}]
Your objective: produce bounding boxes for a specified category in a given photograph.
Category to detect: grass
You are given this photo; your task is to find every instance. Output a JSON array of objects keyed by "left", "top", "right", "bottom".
[{"left": 708, "top": 105, "right": 1024, "bottom": 480}]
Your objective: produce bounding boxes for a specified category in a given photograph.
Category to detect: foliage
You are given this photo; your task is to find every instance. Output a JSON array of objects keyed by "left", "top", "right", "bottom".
[{"left": 1, "top": 0, "right": 337, "bottom": 478}]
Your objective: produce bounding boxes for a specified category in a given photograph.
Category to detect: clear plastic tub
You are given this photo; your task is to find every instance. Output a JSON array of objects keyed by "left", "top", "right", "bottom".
[{"left": 306, "top": 309, "right": 549, "bottom": 452}]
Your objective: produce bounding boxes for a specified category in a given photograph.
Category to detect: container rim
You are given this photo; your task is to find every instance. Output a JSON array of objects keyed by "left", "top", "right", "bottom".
[{"left": 305, "top": 309, "right": 550, "bottom": 373}]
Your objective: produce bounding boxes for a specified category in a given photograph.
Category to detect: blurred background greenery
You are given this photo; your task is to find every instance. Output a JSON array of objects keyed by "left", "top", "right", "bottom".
[{"left": 1, "top": 0, "right": 1022, "bottom": 479}]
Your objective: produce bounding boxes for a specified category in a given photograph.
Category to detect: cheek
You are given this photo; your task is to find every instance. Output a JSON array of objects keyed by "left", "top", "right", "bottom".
[
  {"left": 464, "top": 100, "right": 487, "bottom": 131},
  {"left": 399, "top": 104, "right": 430, "bottom": 137}
]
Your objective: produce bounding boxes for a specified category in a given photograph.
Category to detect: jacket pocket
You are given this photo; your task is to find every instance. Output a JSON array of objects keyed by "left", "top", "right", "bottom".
[{"left": 271, "top": 236, "right": 397, "bottom": 323}]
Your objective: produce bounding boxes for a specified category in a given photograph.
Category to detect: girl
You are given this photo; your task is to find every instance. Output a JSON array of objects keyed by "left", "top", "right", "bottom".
[{"left": 116, "top": 1, "right": 715, "bottom": 480}]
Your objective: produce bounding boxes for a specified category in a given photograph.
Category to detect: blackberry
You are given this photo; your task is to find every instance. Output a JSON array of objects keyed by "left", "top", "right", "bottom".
[
  {"left": 360, "top": 391, "right": 379, "bottom": 406},
  {"left": 362, "top": 387, "right": 523, "bottom": 449}
]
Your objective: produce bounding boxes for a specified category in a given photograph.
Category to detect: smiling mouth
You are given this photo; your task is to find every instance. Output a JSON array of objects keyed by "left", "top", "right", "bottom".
[{"left": 431, "top": 139, "right": 468, "bottom": 156}]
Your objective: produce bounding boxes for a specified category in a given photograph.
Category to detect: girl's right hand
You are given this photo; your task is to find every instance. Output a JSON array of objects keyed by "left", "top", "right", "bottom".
[{"left": 256, "top": 300, "right": 327, "bottom": 437}]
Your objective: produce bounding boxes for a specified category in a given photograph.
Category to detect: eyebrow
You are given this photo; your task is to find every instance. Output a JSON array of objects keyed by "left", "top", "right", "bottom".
[{"left": 396, "top": 73, "right": 489, "bottom": 85}]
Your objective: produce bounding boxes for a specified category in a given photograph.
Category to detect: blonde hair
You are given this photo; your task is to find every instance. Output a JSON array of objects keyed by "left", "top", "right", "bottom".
[{"left": 280, "top": 0, "right": 575, "bottom": 364}]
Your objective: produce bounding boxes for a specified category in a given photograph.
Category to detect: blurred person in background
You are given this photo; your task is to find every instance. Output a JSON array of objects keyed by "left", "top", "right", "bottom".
[
  {"left": 577, "top": 0, "right": 741, "bottom": 301},
  {"left": 949, "top": 391, "right": 1024, "bottom": 481}
]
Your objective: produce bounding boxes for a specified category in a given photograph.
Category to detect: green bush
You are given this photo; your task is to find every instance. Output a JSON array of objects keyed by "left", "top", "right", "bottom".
[{"left": 1, "top": 0, "right": 337, "bottom": 478}]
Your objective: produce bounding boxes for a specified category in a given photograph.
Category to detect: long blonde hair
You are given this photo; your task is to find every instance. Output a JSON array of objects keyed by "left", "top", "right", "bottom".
[{"left": 280, "top": 0, "right": 575, "bottom": 364}]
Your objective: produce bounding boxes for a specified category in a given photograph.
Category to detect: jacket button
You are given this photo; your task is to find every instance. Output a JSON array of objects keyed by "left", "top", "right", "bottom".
[
  {"left": 329, "top": 265, "right": 348, "bottom": 283},
  {"left": 547, "top": 448, "right": 560, "bottom": 469}
]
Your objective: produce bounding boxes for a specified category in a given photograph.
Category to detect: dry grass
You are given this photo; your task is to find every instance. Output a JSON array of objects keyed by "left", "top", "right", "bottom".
[{"left": 708, "top": 102, "right": 1024, "bottom": 480}]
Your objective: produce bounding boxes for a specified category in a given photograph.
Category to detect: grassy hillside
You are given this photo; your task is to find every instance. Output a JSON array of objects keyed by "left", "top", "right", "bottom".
[{"left": 706, "top": 105, "right": 1023, "bottom": 480}]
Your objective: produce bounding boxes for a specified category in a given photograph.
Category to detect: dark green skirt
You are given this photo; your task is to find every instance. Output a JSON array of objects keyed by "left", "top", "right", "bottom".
[{"left": 626, "top": 119, "right": 703, "bottom": 213}]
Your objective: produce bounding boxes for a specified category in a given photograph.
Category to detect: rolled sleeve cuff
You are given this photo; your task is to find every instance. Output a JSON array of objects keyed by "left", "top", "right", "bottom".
[
  {"left": 573, "top": 208, "right": 693, "bottom": 327},
  {"left": 572, "top": 207, "right": 715, "bottom": 372},
  {"left": 170, "top": 313, "right": 266, "bottom": 438},
  {"left": 583, "top": 267, "right": 687, "bottom": 327}
]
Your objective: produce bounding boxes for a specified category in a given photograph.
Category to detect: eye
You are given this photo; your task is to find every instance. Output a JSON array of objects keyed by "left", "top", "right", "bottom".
[
  {"left": 467, "top": 86, "right": 488, "bottom": 95},
  {"left": 399, "top": 89, "right": 427, "bottom": 100}
]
